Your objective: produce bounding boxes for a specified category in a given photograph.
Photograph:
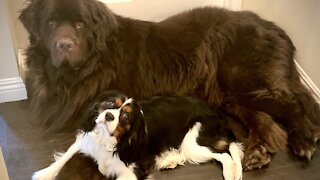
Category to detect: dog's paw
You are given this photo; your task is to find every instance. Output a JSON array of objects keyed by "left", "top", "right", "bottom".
[
  {"left": 154, "top": 148, "right": 185, "bottom": 170},
  {"left": 116, "top": 177, "right": 137, "bottom": 180},
  {"left": 160, "top": 160, "right": 178, "bottom": 169},
  {"left": 288, "top": 129, "right": 317, "bottom": 160},
  {"left": 243, "top": 144, "right": 271, "bottom": 171},
  {"left": 221, "top": 153, "right": 242, "bottom": 180},
  {"left": 32, "top": 168, "right": 57, "bottom": 180},
  {"left": 116, "top": 171, "right": 138, "bottom": 180},
  {"left": 229, "top": 143, "right": 244, "bottom": 180}
]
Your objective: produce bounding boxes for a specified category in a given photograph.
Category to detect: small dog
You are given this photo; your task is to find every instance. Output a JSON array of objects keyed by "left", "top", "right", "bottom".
[{"left": 32, "top": 90, "right": 243, "bottom": 180}]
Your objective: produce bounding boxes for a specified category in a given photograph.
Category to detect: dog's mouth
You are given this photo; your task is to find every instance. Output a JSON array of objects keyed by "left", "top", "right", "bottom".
[
  {"left": 56, "top": 52, "right": 71, "bottom": 64},
  {"left": 96, "top": 121, "right": 114, "bottom": 136},
  {"left": 95, "top": 122, "right": 114, "bottom": 136},
  {"left": 50, "top": 40, "right": 85, "bottom": 70},
  {"left": 51, "top": 52, "right": 83, "bottom": 69}
]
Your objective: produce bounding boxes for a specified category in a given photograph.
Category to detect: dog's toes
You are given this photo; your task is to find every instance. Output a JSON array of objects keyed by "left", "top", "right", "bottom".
[
  {"left": 162, "top": 161, "right": 178, "bottom": 169},
  {"left": 32, "top": 169, "right": 56, "bottom": 180},
  {"left": 244, "top": 156, "right": 270, "bottom": 171},
  {"left": 289, "top": 130, "right": 317, "bottom": 160},
  {"left": 243, "top": 145, "right": 271, "bottom": 171}
]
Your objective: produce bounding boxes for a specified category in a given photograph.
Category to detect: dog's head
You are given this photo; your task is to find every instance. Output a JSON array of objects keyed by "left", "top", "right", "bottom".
[
  {"left": 19, "top": 0, "right": 117, "bottom": 71},
  {"left": 83, "top": 90, "right": 129, "bottom": 131},
  {"left": 86, "top": 90, "right": 147, "bottom": 164}
]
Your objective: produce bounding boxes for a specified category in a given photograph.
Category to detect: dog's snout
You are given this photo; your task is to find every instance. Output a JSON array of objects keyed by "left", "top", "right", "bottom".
[
  {"left": 105, "top": 112, "right": 114, "bottom": 121},
  {"left": 56, "top": 38, "right": 74, "bottom": 51}
]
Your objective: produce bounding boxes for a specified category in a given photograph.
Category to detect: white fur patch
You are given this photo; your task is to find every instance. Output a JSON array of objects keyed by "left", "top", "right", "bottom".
[
  {"left": 95, "top": 108, "right": 121, "bottom": 135},
  {"left": 155, "top": 148, "right": 186, "bottom": 169},
  {"left": 229, "top": 142, "right": 244, "bottom": 180}
]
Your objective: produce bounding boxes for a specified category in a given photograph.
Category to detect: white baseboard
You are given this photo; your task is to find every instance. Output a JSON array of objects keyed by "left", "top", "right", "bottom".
[
  {"left": 0, "top": 77, "right": 28, "bottom": 104},
  {"left": 295, "top": 60, "right": 320, "bottom": 103}
]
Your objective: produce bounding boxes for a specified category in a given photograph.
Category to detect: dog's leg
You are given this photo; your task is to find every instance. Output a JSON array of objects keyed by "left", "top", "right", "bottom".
[
  {"left": 105, "top": 161, "right": 137, "bottom": 180},
  {"left": 179, "top": 122, "right": 243, "bottom": 180},
  {"left": 229, "top": 142, "right": 244, "bottom": 180},
  {"left": 115, "top": 166, "right": 138, "bottom": 180},
  {"left": 234, "top": 86, "right": 320, "bottom": 161},
  {"left": 155, "top": 148, "right": 186, "bottom": 169},
  {"left": 224, "top": 103, "right": 288, "bottom": 170},
  {"left": 32, "top": 137, "right": 82, "bottom": 180}
]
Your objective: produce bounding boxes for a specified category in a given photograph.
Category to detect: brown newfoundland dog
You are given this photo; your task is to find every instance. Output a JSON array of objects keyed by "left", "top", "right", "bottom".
[{"left": 20, "top": 0, "right": 320, "bottom": 171}]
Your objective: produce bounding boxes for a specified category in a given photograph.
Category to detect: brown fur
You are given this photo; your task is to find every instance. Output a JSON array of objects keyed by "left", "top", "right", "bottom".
[
  {"left": 20, "top": 0, "right": 320, "bottom": 170},
  {"left": 57, "top": 154, "right": 110, "bottom": 180}
]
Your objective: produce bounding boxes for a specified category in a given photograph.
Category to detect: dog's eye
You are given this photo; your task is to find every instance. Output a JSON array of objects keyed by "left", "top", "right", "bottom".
[
  {"left": 122, "top": 113, "right": 128, "bottom": 119},
  {"left": 101, "top": 101, "right": 115, "bottom": 109},
  {"left": 120, "top": 113, "right": 129, "bottom": 126},
  {"left": 105, "top": 101, "right": 115, "bottom": 108},
  {"left": 75, "top": 22, "right": 85, "bottom": 30}
]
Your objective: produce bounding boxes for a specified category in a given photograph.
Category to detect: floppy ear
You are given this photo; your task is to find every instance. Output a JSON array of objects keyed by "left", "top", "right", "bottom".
[
  {"left": 81, "top": 101, "right": 101, "bottom": 132},
  {"left": 116, "top": 105, "right": 147, "bottom": 164},
  {"left": 19, "top": 0, "right": 42, "bottom": 43},
  {"left": 85, "top": 0, "right": 118, "bottom": 51}
]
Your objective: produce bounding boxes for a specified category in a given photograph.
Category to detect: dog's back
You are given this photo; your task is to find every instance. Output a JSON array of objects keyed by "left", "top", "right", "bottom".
[{"left": 138, "top": 96, "right": 235, "bottom": 154}]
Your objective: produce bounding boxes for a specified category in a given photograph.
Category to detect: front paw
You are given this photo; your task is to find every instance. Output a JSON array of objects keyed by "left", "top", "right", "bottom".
[
  {"left": 32, "top": 168, "right": 57, "bottom": 180},
  {"left": 243, "top": 144, "right": 271, "bottom": 171},
  {"left": 288, "top": 130, "right": 317, "bottom": 160},
  {"left": 221, "top": 153, "right": 242, "bottom": 180},
  {"left": 116, "top": 173, "right": 138, "bottom": 180}
]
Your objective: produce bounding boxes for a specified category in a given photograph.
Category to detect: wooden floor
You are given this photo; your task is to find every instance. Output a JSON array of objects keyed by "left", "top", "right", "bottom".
[{"left": 0, "top": 100, "right": 320, "bottom": 180}]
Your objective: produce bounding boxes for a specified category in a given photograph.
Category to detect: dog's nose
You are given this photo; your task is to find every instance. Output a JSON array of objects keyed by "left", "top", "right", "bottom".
[
  {"left": 56, "top": 38, "right": 74, "bottom": 51},
  {"left": 105, "top": 112, "right": 114, "bottom": 121}
]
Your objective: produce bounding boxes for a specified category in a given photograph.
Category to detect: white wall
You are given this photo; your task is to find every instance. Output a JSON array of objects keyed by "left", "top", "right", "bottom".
[
  {"left": 104, "top": 0, "right": 239, "bottom": 22},
  {"left": 0, "top": 0, "right": 27, "bottom": 103},
  {"left": 242, "top": 0, "right": 320, "bottom": 88},
  {"left": 5, "top": 0, "right": 27, "bottom": 55},
  {"left": 0, "top": 0, "right": 20, "bottom": 80}
]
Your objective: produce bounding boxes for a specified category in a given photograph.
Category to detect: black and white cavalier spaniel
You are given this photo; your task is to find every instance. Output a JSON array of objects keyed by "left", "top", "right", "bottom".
[{"left": 32, "top": 90, "right": 243, "bottom": 180}]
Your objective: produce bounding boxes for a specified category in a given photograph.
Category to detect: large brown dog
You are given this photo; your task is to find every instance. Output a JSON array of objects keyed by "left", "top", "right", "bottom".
[{"left": 20, "top": 0, "right": 320, "bottom": 170}]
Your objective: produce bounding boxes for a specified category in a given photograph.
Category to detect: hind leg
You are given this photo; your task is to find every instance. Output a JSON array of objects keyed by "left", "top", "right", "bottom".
[
  {"left": 235, "top": 85, "right": 320, "bottom": 160},
  {"left": 180, "top": 122, "right": 243, "bottom": 180},
  {"left": 293, "top": 82, "right": 320, "bottom": 141},
  {"left": 217, "top": 19, "right": 320, "bottom": 162},
  {"left": 224, "top": 102, "right": 287, "bottom": 170}
]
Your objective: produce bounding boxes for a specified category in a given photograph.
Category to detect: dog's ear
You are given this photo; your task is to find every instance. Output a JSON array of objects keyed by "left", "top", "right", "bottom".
[
  {"left": 81, "top": 101, "right": 101, "bottom": 132},
  {"left": 85, "top": 1, "right": 118, "bottom": 51},
  {"left": 116, "top": 104, "right": 147, "bottom": 164},
  {"left": 19, "top": 0, "right": 41, "bottom": 43}
]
